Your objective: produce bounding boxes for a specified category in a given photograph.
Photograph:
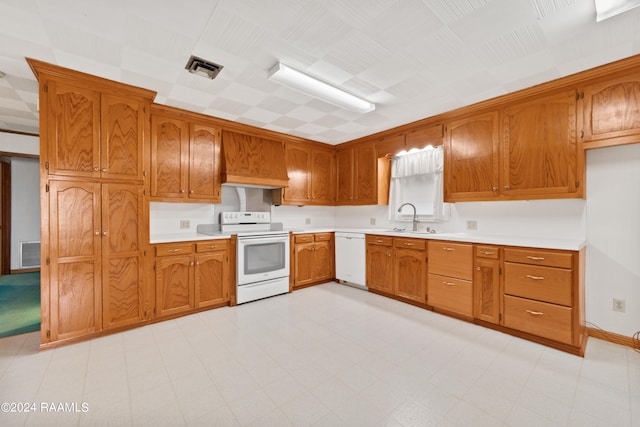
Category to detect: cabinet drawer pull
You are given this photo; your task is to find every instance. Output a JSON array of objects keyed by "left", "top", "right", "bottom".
[
  {"left": 525, "top": 309, "right": 544, "bottom": 316},
  {"left": 526, "top": 274, "right": 545, "bottom": 280},
  {"left": 207, "top": 245, "right": 217, "bottom": 249},
  {"left": 443, "top": 281, "right": 455, "bottom": 286},
  {"left": 376, "top": 240, "right": 384, "bottom": 243},
  {"left": 443, "top": 247, "right": 455, "bottom": 251},
  {"left": 526, "top": 256, "right": 544, "bottom": 261},
  {"left": 168, "top": 248, "right": 183, "bottom": 253},
  {"left": 480, "top": 250, "right": 494, "bottom": 255},
  {"left": 404, "top": 242, "right": 414, "bottom": 246}
]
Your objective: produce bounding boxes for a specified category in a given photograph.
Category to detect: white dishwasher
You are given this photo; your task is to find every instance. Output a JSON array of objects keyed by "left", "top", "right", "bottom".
[{"left": 334, "top": 232, "right": 366, "bottom": 289}]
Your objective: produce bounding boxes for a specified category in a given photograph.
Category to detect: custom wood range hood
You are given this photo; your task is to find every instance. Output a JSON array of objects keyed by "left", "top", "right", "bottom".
[{"left": 220, "top": 129, "right": 290, "bottom": 188}]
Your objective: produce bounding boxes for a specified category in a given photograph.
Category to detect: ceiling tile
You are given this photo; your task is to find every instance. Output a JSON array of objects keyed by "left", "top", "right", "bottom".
[{"left": 423, "top": 0, "right": 491, "bottom": 24}]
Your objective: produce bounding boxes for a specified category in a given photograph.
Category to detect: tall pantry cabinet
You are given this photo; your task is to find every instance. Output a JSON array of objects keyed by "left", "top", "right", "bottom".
[{"left": 28, "top": 59, "right": 157, "bottom": 347}]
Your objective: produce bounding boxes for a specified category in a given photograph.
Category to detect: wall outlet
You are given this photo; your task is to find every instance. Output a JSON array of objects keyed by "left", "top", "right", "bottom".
[
  {"left": 305, "top": 218, "right": 311, "bottom": 225},
  {"left": 370, "top": 217, "right": 376, "bottom": 225},
  {"left": 613, "top": 298, "right": 626, "bottom": 313},
  {"left": 467, "top": 220, "right": 478, "bottom": 230},
  {"left": 180, "top": 219, "right": 191, "bottom": 229}
]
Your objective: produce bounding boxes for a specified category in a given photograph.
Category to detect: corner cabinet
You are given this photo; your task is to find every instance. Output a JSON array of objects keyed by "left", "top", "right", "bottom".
[
  {"left": 150, "top": 107, "right": 221, "bottom": 203},
  {"left": 274, "top": 142, "right": 335, "bottom": 205},
  {"left": 29, "top": 58, "right": 156, "bottom": 348}
]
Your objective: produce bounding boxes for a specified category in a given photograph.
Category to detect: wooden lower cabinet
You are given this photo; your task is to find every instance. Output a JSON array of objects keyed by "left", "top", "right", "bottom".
[
  {"left": 473, "top": 245, "right": 501, "bottom": 324},
  {"left": 366, "top": 235, "right": 427, "bottom": 303},
  {"left": 428, "top": 241, "right": 473, "bottom": 317},
  {"left": 292, "top": 233, "right": 334, "bottom": 288},
  {"left": 154, "top": 239, "right": 230, "bottom": 317}
]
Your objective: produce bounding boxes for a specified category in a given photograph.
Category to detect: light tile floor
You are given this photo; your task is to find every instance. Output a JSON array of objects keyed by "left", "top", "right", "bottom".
[{"left": 0, "top": 282, "right": 638, "bottom": 426}]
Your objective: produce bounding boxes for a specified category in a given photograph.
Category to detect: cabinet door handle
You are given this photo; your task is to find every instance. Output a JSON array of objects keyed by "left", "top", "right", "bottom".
[
  {"left": 93, "top": 166, "right": 99, "bottom": 172},
  {"left": 526, "top": 256, "right": 544, "bottom": 260},
  {"left": 95, "top": 230, "right": 100, "bottom": 236},
  {"left": 525, "top": 310, "right": 544, "bottom": 316},
  {"left": 102, "top": 231, "right": 109, "bottom": 236},
  {"left": 180, "top": 189, "right": 185, "bottom": 193},
  {"left": 102, "top": 168, "right": 108, "bottom": 173},
  {"left": 526, "top": 274, "right": 544, "bottom": 280},
  {"left": 190, "top": 190, "right": 194, "bottom": 194},
  {"left": 443, "top": 281, "right": 455, "bottom": 286},
  {"left": 168, "top": 248, "right": 183, "bottom": 253}
]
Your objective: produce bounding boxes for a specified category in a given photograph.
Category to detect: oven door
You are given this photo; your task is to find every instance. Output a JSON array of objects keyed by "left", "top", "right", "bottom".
[{"left": 237, "top": 234, "right": 290, "bottom": 285}]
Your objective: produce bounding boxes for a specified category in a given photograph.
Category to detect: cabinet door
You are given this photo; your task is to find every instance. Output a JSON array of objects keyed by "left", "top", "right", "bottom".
[
  {"left": 335, "top": 149, "right": 354, "bottom": 204},
  {"left": 195, "top": 252, "right": 228, "bottom": 307},
  {"left": 45, "top": 80, "right": 101, "bottom": 178},
  {"left": 155, "top": 255, "right": 194, "bottom": 317},
  {"left": 311, "top": 149, "right": 335, "bottom": 204},
  {"left": 257, "top": 137, "right": 289, "bottom": 181},
  {"left": 48, "top": 181, "right": 102, "bottom": 341},
  {"left": 502, "top": 90, "right": 579, "bottom": 197},
  {"left": 283, "top": 143, "right": 311, "bottom": 203},
  {"left": 445, "top": 111, "right": 500, "bottom": 201},
  {"left": 366, "top": 244, "right": 393, "bottom": 293},
  {"left": 102, "top": 183, "right": 146, "bottom": 329},
  {"left": 293, "top": 243, "right": 315, "bottom": 288},
  {"left": 354, "top": 144, "right": 377, "bottom": 203},
  {"left": 151, "top": 115, "right": 189, "bottom": 198},
  {"left": 474, "top": 258, "right": 501, "bottom": 324},
  {"left": 101, "top": 94, "right": 146, "bottom": 182},
  {"left": 582, "top": 74, "right": 640, "bottom": 146},
  {"left": 394, "top": 248, "right": 426, "bottom": 303},
  {"left": 189, "top": 123, "right": 221, "bottom": 202},
  {"left": 313, "top": 240, "right": 333, "bottom": 282}
]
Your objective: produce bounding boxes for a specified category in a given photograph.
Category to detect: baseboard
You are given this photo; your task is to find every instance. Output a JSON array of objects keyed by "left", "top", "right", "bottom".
[{"left": 587, "top": 327, "right": 639, "bottom": 349}]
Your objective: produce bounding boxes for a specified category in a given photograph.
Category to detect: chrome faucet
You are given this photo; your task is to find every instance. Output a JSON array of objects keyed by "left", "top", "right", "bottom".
[{"left": 397, "top": 203, "right": 418, "bottom": 231}]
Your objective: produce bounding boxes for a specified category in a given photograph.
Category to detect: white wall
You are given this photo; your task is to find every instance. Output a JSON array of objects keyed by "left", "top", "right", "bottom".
[
  {"left": 0, "top": 132, "right": 39, "bottom": 155},
  {"left": 586, "top": 144, "right": 640, "bottom": 337},
  {"left": 10, "top": 157, "right": 40, "bottom": 270}
]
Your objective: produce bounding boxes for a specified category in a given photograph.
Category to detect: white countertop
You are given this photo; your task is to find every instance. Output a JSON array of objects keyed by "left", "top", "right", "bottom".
[{"left": 150, "top": 227, "right": 585, "bottom": 251}]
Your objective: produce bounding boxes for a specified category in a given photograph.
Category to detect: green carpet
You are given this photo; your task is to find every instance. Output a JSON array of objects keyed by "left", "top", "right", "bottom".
[{"left": 0, "top": 272, "right": 40, "bottom": 338}]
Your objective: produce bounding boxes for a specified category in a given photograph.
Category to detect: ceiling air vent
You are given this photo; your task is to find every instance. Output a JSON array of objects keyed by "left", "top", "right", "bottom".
[{"left": 185, "top": 55, "right": 223, "bottom": 80}]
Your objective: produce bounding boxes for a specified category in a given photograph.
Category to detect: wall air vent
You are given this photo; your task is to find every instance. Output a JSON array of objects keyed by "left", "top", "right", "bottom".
[{"left": 185, "top": 55, "right": 223, "bottom": 80}]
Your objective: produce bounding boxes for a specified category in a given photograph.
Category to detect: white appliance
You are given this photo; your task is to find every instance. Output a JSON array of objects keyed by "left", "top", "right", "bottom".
[
  {"left": 221, "top": 211, "right": 290, "bottom": 304},
  {"left": 335, "top": 232, "right": 366, "bottom": 289}
]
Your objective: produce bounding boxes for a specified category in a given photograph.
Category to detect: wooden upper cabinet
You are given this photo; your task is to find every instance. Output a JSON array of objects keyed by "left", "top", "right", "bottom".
[
  {"left": 282, "top": 142, "right": 311, "bottom": 203},
  {"left": 502, "top": 90, "right": 580, "bottom": 198},
  {"left": 354, "top": 144, "right": 377, "bottom": 203},
  {"left": 221, "top": 130, "right": 288, "bottom": 187},
  {"left": 582, "top": 72, "right": 640, "bottom": 148},
  {"left": 150, "top": 112, "right": 221, "bottom": 203},
  {"left": 335, "top": 148, "right": 354, "bottom": 204},
  {"left": 45, "top": 80, "right": 101, "bottom": 179},
  {"left": 405, "top": 123, "right": 444, "bottom": 150},
  {"left": 101, "top": 94, "right": 146, "bottom": 182},
  {"left": 151, "top": 114, "right": 189, "bottom": 198},
  {"left": 188, "top": 123, "right": 221, "bottom": 202},
  {"left": 376, "top": 133, "right": 405, "bottom": 157},
  {"left": 310, "top": 148, "right": 335, "bottom": 204},
  {"left": 445, "top": 111, "right": 500, "bottom": 201},
  {"left": 43, "top": 79, "right": 147, "bottom": 182}
]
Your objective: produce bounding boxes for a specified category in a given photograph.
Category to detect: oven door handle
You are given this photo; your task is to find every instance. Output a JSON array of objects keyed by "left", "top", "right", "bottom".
[{"left": 238, "top": 236, "right": 289, "bottom": 245}]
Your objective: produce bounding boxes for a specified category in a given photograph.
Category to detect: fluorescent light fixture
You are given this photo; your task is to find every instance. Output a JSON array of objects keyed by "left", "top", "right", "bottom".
[
  {"left": 268, "top": 62, "right": 375, "bottom": 113},
  {"left": 595, "top": 0, "right": 640, "bottom": 21}
]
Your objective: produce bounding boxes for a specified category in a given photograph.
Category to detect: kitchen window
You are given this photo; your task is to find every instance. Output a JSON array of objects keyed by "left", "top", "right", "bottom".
[{"left": 388, "top": 146, "right": 448, "bottom": 222}]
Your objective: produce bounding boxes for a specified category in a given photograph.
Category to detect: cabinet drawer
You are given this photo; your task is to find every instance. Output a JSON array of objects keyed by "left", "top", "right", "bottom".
[
  {"left": 314, "top": 233, "right": 333, "bottom": 242},
  {"left": 503, "top": 295, "right": 573, "bottom": 344},
  {"left": 504, "top": 248, "right": 573, "bottom": 268},
  {"left": 155, "top": 243, "right": 194, "bottom": 257},
  {"left": 504, "top": 263, "right": 572, "bottom": 306},
  {"left": 366, "top": 235, "right": 393, "bottom": 246},
  {"left": 428, "top": 241, "right": 473, "bottom": 280},
  {"left": 196, "top": 240, "right": 227, "bottom": 253},
  {"left": 427, "top": 274, "right": 472, "bottom": 316},
  {"left": 394, "top": 238, "right": 426, "bottom": 251},
  {"left": 476, "top": 245, "right": 499, "bottom": 260},
  {"left": 294, "top": 234, "right": 314, "bottom": 243}
]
